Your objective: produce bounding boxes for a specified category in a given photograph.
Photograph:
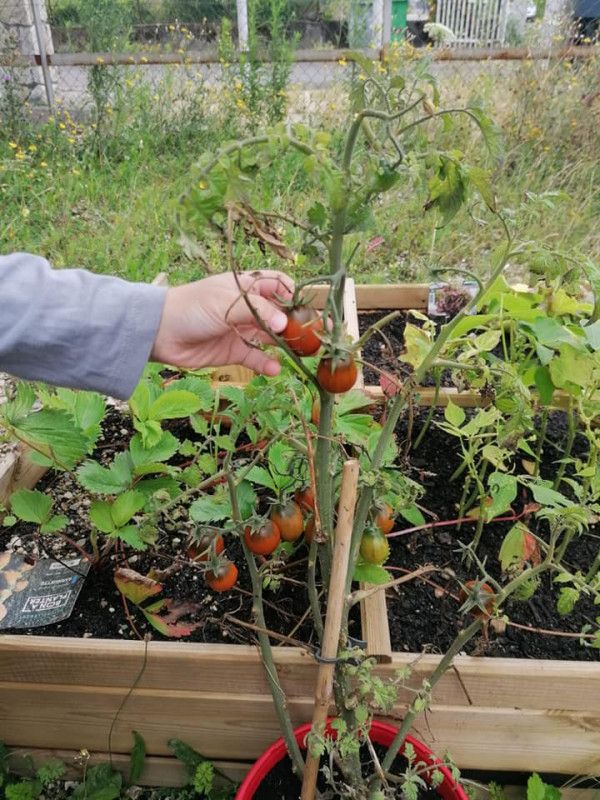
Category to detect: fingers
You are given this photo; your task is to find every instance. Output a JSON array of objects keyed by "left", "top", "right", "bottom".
[
  {"left": 239, "top": 345, "right": 281, "bottom": 377},
  {"left": 236, "top": 270, "right": 295, "bottom": 302},
  {"left": 226, "top": 293, "right": 288, "bottom": 334}
]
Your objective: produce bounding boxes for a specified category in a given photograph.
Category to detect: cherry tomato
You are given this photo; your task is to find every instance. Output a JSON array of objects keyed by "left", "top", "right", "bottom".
[
  {"left": 316, "top": 354, "right": 357, "bottom": 394},
  {"left": 206, "top": 560, "right": 238, "bottom": 592},
  {"left": 295, "top": 486, "right": 315, "bottom": 513},
  {"left": 283, "top": 307, "right": 323, "bottom": 357},
  {"left": 359, "top": 530, "right": 390, "bottom": 565},
  {"left": 374, "top": 502, "right": 395, "bottom": 536},
  {"left": 459, "top": 580, "right": 495, "bottom": 617},
  {"left": 244, "top": 520, "right": 281, "bottom": 556},
  {"left": 270, "top": 500, "right": 304, "bottom": 543},
  {"left": 186, "top": 529, "right": 225, "bottom": 562}
]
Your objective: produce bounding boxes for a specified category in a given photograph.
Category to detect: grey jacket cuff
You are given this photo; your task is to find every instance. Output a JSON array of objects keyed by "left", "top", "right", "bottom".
[{"left": 0, "top": 252, "right": 167, "bottom": 399}]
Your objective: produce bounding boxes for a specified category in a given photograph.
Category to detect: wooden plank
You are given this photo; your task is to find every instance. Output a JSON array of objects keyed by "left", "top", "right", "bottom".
[
  {"left": 3, "top": 682, "right": 600, "bottom": 773},
  {"left": 0, "top": 682, "right": 314, "bottom": 759},
  {"left": 401, "top": 705, "right": 600, "bottom": 774},
  {"left": 364, "top": 385, "right": 575, "bottom": 410},
  {"left": 0, "top": 447, "right": 49, "bottom": 505},
  {"left": 7, "top": 748, "right": 250, "bottom": 787},
  {"left": 355, "top": 284, "right": 429, "bottom": 310},
  {"left": 0, "top": 638, "right": 316, "bottom": 697},
  {"left": 3, "top": 637, "right": 600, "bottom": 713},
  {"left": 361, "top": 587, "right": 392, "bottom": 664}
]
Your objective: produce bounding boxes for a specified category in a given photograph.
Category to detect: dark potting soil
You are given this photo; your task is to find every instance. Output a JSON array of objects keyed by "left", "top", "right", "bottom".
[
  {"left": 0, "top": 407, "right": 359, "bottom": 648},
  {"left": 253, "top": 743, "right": 441, "bottom": 800},
  {"left": 388, "top": 408, "right": 600, "bottom": 662},
  {"left": 359, "top": 311, "right": 452, "bottom": 389}
]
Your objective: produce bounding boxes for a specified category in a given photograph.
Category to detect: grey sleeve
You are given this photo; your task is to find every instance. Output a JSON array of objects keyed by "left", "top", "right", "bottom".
[{"left": 0, "top": 252, "right": 167, "bottom": 399}]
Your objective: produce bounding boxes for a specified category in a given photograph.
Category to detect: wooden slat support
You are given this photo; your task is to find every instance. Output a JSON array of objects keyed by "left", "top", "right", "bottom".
[
  {"left": 355, "top": 283, "right": 429, "bottom": 310},
  {"left": 343, "top": 279, "right": 392, "bottom": 661},
  {"left": 2, "top": 638, "right": 600, "bottom": 774}
]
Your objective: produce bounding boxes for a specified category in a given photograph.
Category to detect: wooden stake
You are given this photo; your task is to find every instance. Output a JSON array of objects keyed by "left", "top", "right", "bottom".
[{"left": 300, "top": 459, "right": 359, "bottom": 800}]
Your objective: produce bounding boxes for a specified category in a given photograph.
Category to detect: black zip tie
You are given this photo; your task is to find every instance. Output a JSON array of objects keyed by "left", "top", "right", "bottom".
[
  {"left": 348, "top": 635, "right": 367, "bottom": 650},
  {"left": 314, "top": 649, "right": 342, "bottom": 665}
]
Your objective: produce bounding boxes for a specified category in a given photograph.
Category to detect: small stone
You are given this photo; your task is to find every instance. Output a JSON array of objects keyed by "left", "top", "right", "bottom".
[
  {"left": 109, "top": 607, "right": 115, "bottom": 613},
  {"left": 172, "top": 537, "right": 181, "bottom": 545},
  {"left": 100, "top": 598, "right": 108, "bottom": 608},
  {"left": 83, "top": 632, "right": 93, "bottom": 638}
]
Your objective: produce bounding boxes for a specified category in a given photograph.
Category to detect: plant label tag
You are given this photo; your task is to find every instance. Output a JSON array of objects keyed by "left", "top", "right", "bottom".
[{"left": 0, "top": 551, "right": 90, "bottom": 629}]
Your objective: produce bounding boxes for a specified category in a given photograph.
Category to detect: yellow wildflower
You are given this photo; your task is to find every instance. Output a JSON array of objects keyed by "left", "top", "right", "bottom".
[
  {"left": 337, "top": 57, "right": 347, "bottom": 66},
  {"left": 198, "top": 179, "right": 208, "bottom": 189},
  {"left": 59, "top": 122, "right": 66, "bottom": 130},
  {"left": 96, "top": 56, "right": 105, "bottom": 64},
  {"left": 15, "top": 151, "right": 26, "bottom": 160},
  {"left": 28, "top": 144, "right": 37, "bottom": 152},
  {"left": 141, "top": 56, "right": 148, "bottom": 63},
  {"left": 8, "top": 141, "right": 17, "bottom": 149},
  {"left": 68, "top": 137, "right": 76, "bottom": 144},
  {"left": 72, "top": 168, "right": 80, "bottom": 175},
  {"left": 21, "top": 207, "right": 30, "bottom": 218},
  {"left": 40, "top": 161, "right": 48, "bottom": 167}
]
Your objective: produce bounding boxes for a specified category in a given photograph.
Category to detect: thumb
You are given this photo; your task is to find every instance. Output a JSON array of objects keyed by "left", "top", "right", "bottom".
[{"left": 227, "top": 293, "right": 288, "bottom": 335}]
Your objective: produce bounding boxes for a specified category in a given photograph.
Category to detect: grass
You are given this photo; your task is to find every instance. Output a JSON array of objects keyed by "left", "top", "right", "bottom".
[{"left": 2, "top": 48, "right": 600, "bottom": 287}]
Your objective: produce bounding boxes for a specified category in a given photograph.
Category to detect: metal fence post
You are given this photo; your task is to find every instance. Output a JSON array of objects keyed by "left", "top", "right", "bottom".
[{"left": 29, "top": 0, "right": 54, "bottom": 108}]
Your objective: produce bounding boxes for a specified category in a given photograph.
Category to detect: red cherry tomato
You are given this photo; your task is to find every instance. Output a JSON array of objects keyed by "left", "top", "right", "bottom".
[
  {"left": 244, "top": 520, "right": 281, "bottom": 556},
  {"left": 374, "top": 503, "right": 395, "bottom": 536},
  {"left": 316, "top": 354, "right": 357, "bottom": 394},
  {"left": 270, "top": 500, "right": 304, "bottom": 543},
  {"left": 459, "top": 580, "right": 495, "bottom": 617},
  {"left": 186, "top": 529, "right": 225, "bottom": 562},
  {"left": 295, "top": 486, "right": 315, "bottom": 513},
  {"left": 206, "top": 561, "right": 238, "bottom": 592},
  {"left": 359, "top": 530, "right": 390, "bottom": 565},
  {"left": 283, "top": 307, "right": 323, "bottom": 357}
]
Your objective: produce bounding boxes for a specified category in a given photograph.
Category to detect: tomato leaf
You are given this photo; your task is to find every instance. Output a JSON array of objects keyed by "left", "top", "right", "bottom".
[
  {"left": 142, "top": 599, "right": 203, "bottom": 638},
  {"left": 114, "top": 567, "right": 163, "bottom": 605},
  {"left": 444, "top": 400, "right": 465, "bottom": 428},
  {"left": 353, "top": 563, "right": 391, "bottom": 584},
  {"left": 129, "top": 731, "right": 146, "bottom": 784}
]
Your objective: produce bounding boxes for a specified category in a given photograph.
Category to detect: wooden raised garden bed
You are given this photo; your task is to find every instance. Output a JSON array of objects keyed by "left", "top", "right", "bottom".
[{"left": 1, "top": 281, "right": 599, "bottom": 786}]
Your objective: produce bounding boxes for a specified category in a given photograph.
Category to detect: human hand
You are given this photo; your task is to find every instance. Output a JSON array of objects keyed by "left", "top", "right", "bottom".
[{"left": 151, "top": 270, "right": 294, "bottom": 376}]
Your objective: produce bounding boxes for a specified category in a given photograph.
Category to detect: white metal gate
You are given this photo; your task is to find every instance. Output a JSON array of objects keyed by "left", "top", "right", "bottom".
[{"left": 435, "top": 0, "right": 509, "bottom": 46}]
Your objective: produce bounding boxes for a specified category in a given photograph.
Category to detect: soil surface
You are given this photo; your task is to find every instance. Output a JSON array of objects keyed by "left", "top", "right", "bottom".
[
  {"left": 359, "top": 311, "right": 452, "bottom": 389},
  {"left": 1, "top": 378, "right": 598, "bottom": 661},
  {"left": 388, "top": 408, "right": 599, "bottom": 661}
]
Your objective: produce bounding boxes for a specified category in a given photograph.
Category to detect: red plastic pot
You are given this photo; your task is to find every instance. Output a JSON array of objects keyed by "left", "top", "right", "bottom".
[{"left": 235, "top": 720, "right": 468, "bottom": 800}]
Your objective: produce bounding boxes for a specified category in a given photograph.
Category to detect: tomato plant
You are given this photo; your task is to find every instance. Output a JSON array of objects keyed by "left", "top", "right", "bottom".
[
  {"left": 294, "top": 486, "right": 315, "bottom": 513},
  {"left": 206, "top": 561, "right": 238, "bottom": 592},
  {"left": 459, "top": 580, "right": 495, "bottom": 618},
  {"left": 374, "top": 502, "right": 395, "bottom": 536},
  {"left": 359, "top": 530, "right": 390, "bottom": 565},
  {"left": 270, "top": 500, "right": 303, "bottom": 542},
  {"left": 244, "top": 519, "right": 281, "bottom": 555},
  {"left": 186, "top": 528, "right": 225, "bottom": 562},
  {"left": 283, "top": 307, "right": 323, "bottom": 357},
  {"left": 316, "top": 354, "right": 358, "bottom": 394}
]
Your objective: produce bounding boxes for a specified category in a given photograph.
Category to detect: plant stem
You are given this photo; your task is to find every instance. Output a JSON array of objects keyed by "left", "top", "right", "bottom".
[
  {"left": 534, "top": 407, "right": 549, "bottom": 477},
  {"left": 553, "top": 399, "right": 576, "bottom": 490},
  {"left": 226, "top": 472, "right": 305, "bottom": 776},
  {"left": 380, "top": 618, "right": 484, "bottom": 774},
  {"left": 412, "top": 370, "right": 441, "bottom": 450},
  {"left": 585, "top": 547, "right": 600, "bottom": 582}
]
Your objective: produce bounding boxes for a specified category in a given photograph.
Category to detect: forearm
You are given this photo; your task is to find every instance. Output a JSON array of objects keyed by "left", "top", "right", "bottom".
[{"left": 0, "top": 252, "right": 167, "bottom": 399}]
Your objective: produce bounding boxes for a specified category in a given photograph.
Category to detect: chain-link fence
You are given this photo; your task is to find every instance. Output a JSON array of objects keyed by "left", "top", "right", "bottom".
[{"left": 1, "top": 0, "right": 599, "bottom": 124}]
